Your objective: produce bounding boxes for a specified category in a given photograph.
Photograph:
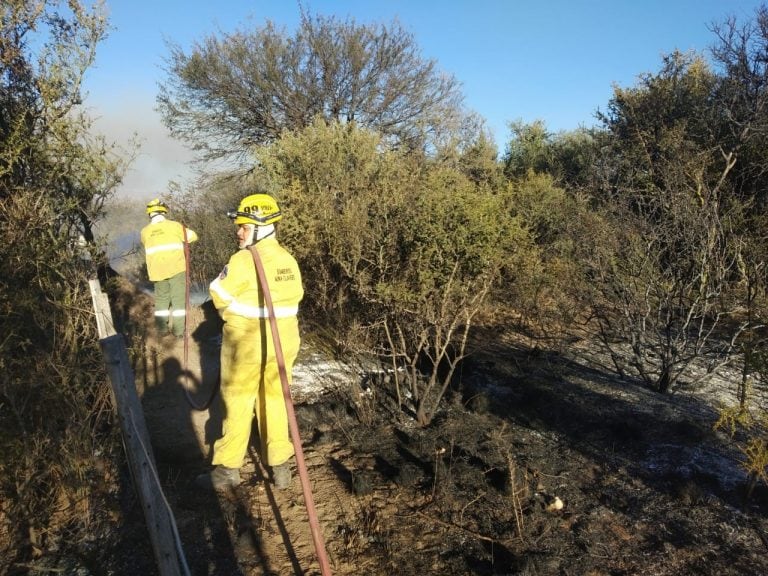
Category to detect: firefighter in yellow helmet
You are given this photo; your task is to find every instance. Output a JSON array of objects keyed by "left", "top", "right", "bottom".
[
  {"left": 140, "top": 199, "right": 198, "bottom": 338},
  {"left": 196, "top": 194, "right": 304, "bottom": 491}
]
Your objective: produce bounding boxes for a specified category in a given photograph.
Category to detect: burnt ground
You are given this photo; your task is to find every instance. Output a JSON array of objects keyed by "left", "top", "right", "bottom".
[{"left": 105, "top": 280, "right": 768, "bottom": 576}]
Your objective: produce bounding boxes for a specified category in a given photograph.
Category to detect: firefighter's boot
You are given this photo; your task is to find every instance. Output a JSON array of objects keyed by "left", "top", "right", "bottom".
[
  {"left": 195, "top": 466, "right": 241, "bottom": 491},
  {"left": 272, "top": 463, "right": 292, "bottom": 490}
]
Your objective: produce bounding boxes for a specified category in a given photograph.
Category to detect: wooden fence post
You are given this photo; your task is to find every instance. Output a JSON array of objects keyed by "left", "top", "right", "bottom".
[{"left": 89, "top": 278, "right": 185, "bottom": 576}]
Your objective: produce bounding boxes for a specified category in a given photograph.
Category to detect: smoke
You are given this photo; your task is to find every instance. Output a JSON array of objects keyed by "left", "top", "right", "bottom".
[{"left": 88, "top": 95, "right": 198, "bottom": 201}]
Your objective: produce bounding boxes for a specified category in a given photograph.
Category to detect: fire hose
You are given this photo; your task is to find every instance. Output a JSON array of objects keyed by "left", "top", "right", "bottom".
[{"left": 249, "top": 245, "right": 332, "bottom": 576}]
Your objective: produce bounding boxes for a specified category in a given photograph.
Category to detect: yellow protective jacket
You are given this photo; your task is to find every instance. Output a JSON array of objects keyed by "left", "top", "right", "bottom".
[
  {"left": 140, "top": 220, "right": 198, "bottom": 282},
  {"left": 209, "top": 237, "right": 303, "bottom": 324},
  {"left": 208, "top": 237, "right": 304, "bottom": 467}
]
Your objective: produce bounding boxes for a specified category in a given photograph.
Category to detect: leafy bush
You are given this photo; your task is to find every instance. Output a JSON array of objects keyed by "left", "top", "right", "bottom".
[
  {"left": 0, "top": 192, "right": 122, "bottom": 571},
  {"left": 255, "top": 119, "right": 530, "bottom": 424},
  {"left": 0, "top": 2, "right": 126, "bottom": 569},
  {"left": 491, "top": 171, "right": 592, "bottom": 345}
]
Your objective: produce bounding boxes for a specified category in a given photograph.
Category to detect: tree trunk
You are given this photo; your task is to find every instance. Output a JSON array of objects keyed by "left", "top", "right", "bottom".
[{"left": 657, "top": 367, "right": 671, "bottom": 394}]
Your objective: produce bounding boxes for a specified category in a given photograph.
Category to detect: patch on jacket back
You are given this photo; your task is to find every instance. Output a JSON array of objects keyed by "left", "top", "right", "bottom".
[
  {"left": 218, "top": 265, "right": 228, "bottom": 280},
  {"left": 274, "top": 267, "right": 296, "bottom": 282}
]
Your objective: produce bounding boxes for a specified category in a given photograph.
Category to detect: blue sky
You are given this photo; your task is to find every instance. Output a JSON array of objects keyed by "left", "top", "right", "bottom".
[{"left": 83, "top": 0, "right": 764, "bottom": 199}]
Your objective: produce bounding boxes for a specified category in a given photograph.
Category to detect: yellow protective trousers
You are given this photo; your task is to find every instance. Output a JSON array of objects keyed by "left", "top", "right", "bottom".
[{"left": 212, "top": 315, "right": 300, "bottom": 469}]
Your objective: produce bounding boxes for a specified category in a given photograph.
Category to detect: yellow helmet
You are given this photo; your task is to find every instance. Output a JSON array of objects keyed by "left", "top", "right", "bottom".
[
  {"left": 146, "top": 198, "right": 169, "bottom": 216},
  {"left": 227, "top": 194, "right": 282, "bottom": 226}
]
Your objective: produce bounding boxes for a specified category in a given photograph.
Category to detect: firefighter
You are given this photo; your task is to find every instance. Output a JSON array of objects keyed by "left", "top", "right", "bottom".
[
  {"left": 140, "top": 199, "right": 198, "bottom": 339},
  {"left": 197, "top": 194, "right": 304, "bottom": 491}
]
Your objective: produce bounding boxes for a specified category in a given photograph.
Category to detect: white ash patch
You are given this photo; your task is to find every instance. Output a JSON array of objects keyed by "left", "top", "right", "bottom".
[{"left": 292, "top": 352, "right": 380, "bottom": 404}]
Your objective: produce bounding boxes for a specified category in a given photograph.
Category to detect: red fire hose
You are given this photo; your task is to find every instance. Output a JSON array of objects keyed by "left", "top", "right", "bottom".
[{"left": 249, "top": 246, "right": 332, "bottom": 576}]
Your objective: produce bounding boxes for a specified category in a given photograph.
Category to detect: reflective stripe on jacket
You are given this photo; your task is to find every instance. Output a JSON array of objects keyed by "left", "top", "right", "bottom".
[
  {"left": 209, "top": 237, "right": 303, "bottom": 325},
  {"left": 140, "top": 220, "right": 198, "bottom": 281}
]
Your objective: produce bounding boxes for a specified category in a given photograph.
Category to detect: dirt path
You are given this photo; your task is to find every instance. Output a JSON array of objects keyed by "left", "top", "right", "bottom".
[
  {"left": 133, "top": 306, "right": 368, "bottom": 575},
  {"left": 112, "top": 278, "right": 768, "bottom": 575}
]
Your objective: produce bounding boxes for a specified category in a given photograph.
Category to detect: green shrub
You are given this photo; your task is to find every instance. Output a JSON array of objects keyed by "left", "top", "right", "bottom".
[{"left": 256, "top": 119, "right": 529, "bottom": 425}]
